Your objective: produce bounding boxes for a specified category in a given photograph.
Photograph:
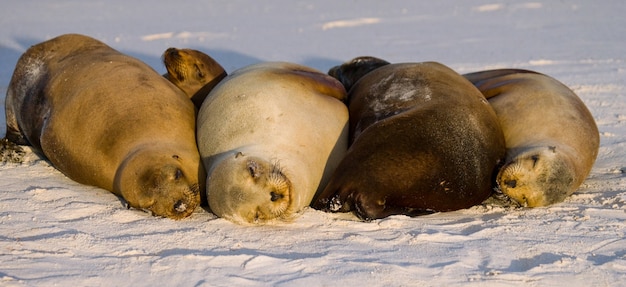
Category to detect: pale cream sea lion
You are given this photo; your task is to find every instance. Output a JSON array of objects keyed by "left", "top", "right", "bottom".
[
  {"left": 312, "top": 57, "right": 506, "bottom": 220},
  {"left": 4, "top": 34, "right": 204, "bottom": 219},
  {"left": 162, "top": 47, "right": 227, "bottom": 108},
  {"left": 464, "top": 69, "right": 600, "bottom": 207},
  {"left": 197, "top": 62, "right": 349, "bottom": 224}
]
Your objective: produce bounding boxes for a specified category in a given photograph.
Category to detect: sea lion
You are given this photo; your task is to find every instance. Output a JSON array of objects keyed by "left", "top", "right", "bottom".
[
  {"left": 312, "top": 57, "right": 506, "bottom": 220},
  {"left": 197, "top": 62, "right": 349, "bottom": 225},
  {"left": 463, "top": 69, "right": 600, "bottom": 207},
  {"left": 4, "top": 33, "right": 204, "bottom": 219},
  {"left": 162, "top": 47, "right": 227, "bottom": 108}
]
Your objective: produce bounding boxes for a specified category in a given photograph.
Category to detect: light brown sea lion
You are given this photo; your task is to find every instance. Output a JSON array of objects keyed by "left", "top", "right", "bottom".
[
  {"left": 4, "top": 33, "right": 204, "bottom": 219},
  {"left": 162, "top": 47, "right": 227, "bottom": 108},
  {"left": 197, "top": 62, "right": 349, "bottom": 225},
  {"left": 463, "top": 69, "right": 600, "bottom": 207},
  {"left": 312, "top": 56, "right": 506, "bottom": 220}
]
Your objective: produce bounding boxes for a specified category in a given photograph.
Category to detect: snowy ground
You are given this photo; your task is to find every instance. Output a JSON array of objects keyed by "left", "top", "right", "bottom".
[{"left": 1, "top": 1, "right": 625, "bottom": 286}]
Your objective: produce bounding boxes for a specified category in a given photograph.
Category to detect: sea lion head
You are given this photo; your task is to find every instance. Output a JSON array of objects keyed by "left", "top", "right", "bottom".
[
  {"left": 497, "top": 146, "right": 575, "bottom": 207},
  {"left": 207, "top": 151, "right": 293, "bottom": 225},
  {"left": 328, "top": 56, "right": 390, "bottom": 93},
  {"left": 162, "top": 47, "right": 226, "bottom": 107},
  {"left": 115, "top": 148, "right": 202, "bottom": 219}
]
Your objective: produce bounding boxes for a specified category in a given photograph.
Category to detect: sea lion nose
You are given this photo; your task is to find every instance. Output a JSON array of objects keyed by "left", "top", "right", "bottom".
[
  {"left": 173, "top": 200, "right": 188, "bottom": 212},
  {"left": 270, "top": 191, "right": 284, "bottom": 202},
  {"left": 504, "top": 180, "right": 517, "bottom": 188}
]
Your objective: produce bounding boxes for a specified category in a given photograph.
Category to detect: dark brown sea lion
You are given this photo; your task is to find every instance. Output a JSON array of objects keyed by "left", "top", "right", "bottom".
[{"left": 312, "top": 57, "right": 506, "bottom": 220}]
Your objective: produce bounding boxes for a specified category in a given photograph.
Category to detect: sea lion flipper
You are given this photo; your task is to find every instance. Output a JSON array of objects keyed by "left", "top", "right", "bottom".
[
  {"left": 463, "top": 69, "right": 542, "bottom": 100},
  {"left": 4, "top": 94, "right": 25, "bottom": 145},
  {"left": 0, "top": 138, "right": 26, "bottom": 163}
]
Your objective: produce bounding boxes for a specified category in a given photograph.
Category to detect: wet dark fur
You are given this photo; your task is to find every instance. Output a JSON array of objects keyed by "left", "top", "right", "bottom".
[{"left": 313, "top": 57, "right": 505, "bottom": 220}]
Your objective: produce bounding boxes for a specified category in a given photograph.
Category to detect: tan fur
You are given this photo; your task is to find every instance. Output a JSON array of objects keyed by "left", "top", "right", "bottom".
[
  {"left": 5, "top": 34, "right": 204, "bottom": 219},
  {"left": 162, "top": 48, "right": 226, "bottom": 108},
  {"left": 197, "top": 62, "right": 349, "bottom": 225},
  {"left": 464, "top": 69, "right": 599, "bottom": 207}
]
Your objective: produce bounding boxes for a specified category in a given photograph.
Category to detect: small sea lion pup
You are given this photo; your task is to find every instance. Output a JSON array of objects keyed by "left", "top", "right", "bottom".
[
  {"left": 463, "top": 69, "right": 600, "bottom": 207},
  {"left": 312, "top": 56, "right": 506, "bottom": 221},
  {"left": 162, "top": 47, "right": 227, "bottom": 108},
  {"left": 4, "top": 33, "right": 204, "bottom": 219},
  {"left": 197, "top": 62, "right": 349, "bottom": 225}
]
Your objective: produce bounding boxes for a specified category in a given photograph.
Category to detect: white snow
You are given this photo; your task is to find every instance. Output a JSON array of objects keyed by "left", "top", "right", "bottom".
[{"left": 1, "top": 1, "right": 625, "bottom": 286}]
